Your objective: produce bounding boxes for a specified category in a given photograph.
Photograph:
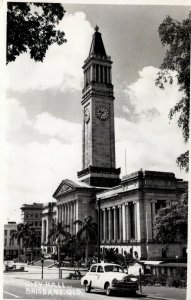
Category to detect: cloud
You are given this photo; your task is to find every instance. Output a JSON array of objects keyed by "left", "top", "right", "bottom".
[
  {"left": 116, "top": 67, "right": 187, "bottom": 178},
  {"left": 4, "top": 98, "right": 82, "bottom": 144},
  {"left": 6, "top": 12, "right": 93, "bottom": 92},
  {"left": 34, "top": 112, "right": 81, "bottom": 143},
  {"left": 123, "top": 66, "right": 183, "bottom": 122},
  {"left": 4, "top": 98, "right": 32, "bottom": 132}
]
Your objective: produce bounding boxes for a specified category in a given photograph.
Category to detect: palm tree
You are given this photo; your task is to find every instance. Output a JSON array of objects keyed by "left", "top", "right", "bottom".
[
  {"left": 10, "top": 229, "right": 21, "bottom": 261},
  {"left": 27, "top": 228, "right": 40, "bottom": 261},
  {"left": 74, "top": 216, "right": 97, "bottom": 264},
  {"left": 48, "top": 221, "right": 70, "bottom": 266},
  {"left": 10, "top": 222, "right": 35, "bottom": 262}
]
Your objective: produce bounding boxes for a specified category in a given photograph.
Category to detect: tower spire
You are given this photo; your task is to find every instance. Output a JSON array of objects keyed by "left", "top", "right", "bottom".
[{"left": 89, "top": 25, "right": 106, "bottom": 57}]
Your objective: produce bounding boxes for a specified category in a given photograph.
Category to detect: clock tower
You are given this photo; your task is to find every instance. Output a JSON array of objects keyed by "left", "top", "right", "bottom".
[{"left": 77, "top": 26, "right": 121, "bottom": 187}]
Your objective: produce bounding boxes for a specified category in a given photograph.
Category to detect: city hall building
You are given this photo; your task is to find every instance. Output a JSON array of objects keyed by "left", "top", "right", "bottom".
[{"left": 41, "top": 27, "right": 187, "bottom": 259}]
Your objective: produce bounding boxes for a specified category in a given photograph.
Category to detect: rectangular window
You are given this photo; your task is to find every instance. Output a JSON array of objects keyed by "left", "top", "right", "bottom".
[
  {"left": 90, "top": 266, "right": 97, "bottom": 272},
  {"left": 4, "top": 230, "right": 7, "bottom": 236},
  {"left": 4, "top": 239, "right": 7, "bottom": 246}
]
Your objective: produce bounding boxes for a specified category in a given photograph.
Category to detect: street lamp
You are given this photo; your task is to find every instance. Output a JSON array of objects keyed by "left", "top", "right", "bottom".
[{"left": 41, "top": 254, "right": 44, "bottom": 279}]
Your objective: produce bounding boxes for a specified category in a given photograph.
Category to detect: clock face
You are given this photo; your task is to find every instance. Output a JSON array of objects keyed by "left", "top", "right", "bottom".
[
  {"left": 84, "top": 107, "right": 90, "bottom": 123},
  {"left": 96, "top": 105, "right": 109, "bottom": 120}
]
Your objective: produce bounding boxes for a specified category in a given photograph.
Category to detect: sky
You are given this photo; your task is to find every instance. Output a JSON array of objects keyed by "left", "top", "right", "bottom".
[{"left": 2, "top": 2, "right": 190, "bottom": 224}]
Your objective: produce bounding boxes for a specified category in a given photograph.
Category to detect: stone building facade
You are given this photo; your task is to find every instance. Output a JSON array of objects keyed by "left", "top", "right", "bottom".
[
  {"left": 21, "top": 203, "right": 43, "bottom": 238},
  {"left": 41, "top": 202, "right": 57, "bottom": 254},
  {"left": 97, "top": 170, "right": 187, "bottom": 259},
  {"left": 41, "top": 27, "right": 187, "bottom": 260},
  {"left": 21, "top": 202, "right": 43, "bottom": 255},
  {"left": 53, "top": 179, "right": 104, "bottom": 235},
  {"left": 4, "top": 222, "right": 18, "bottom": 260}
]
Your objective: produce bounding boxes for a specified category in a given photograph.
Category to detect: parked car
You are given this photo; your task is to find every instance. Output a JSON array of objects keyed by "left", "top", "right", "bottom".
[{"left": 81, "top": 263, "right": 138, "bottom": 296}]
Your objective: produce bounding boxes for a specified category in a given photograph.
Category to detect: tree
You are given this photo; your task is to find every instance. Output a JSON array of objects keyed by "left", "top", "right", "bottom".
[
  {"left": 27, "top": 228, "right": 41, "bottom": 261},
  {"left": 74, "top": 216, "right": 97, "bottom": 264},
  {"left": 48, "top": 221, "right": 70, "bottom": 266},
  {"left": 153, "top": 191, "right": 188, "bottom": 245},
  {"left": 10, "top": 222, "right": 36, "bottom": 262},
  {"left": 65, "top": 234, "right": 81, "bottom": 266},
  {"left": 7, "top": 2, "right": 66, "bottom": 64},
  {"left": 155, "top": 15, "right": 190, "bottom": 172}
]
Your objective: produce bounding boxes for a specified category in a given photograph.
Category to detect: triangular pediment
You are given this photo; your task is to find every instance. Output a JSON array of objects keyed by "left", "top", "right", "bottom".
[{"left": 53, "top": 179, "right": 77, "bottom": 198}]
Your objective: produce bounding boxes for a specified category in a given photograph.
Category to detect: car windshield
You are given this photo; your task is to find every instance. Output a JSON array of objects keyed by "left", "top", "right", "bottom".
[{"left": 104, "top": 265, "right": 124, "bottom": 273}]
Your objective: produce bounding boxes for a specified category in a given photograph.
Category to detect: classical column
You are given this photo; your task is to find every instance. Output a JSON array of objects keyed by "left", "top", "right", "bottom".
[
  {"left": 106, "top": 209, "right": 109, "bottom": 240},
  {"left": 63, "top": 204, "right": 66, "bottom": 224},
  {"left": 67, "top": 203, "right": 70, "bottom": 231},
  {"left": 73, "top": 201, "right": 76, "bottom": 234},
  {"left": 103, "top": 209, "right": 106, "bottom": 242},
  {"left": 98, "top": 65, "right": 101, "bottom": 82},
  {"left": 57, "top": 205, "right": 60, "bottom": 223},
  {"left": 70, "top": 202, "right": 73, "bottom": 234},
  {"left": 92, "top": 64, "right": 95, "bottom": 82},
  {"left": 113, "top": 207, "right": 117, "bottom": 241},
  {"left": 151, "top": 200, "right": 157, "bottom": 220},
  {"left": 75, "top": 200, "right": 79, "bottom": 232},
  {"left": 44, "top": 220, "right": 47, "bottom": 243},
  {"left": 102, "top": 66, "right": 105, "bottom": 83},
  {"left": 125, "top": 203, "right": 131, "bottom": 241},
  {"left": 63, "top": 204, "right": 65, "bottom": 223},
  {"left": 70, "top": 202, "right": 73, "bottom": 235},
  {"left": 62, "top": 204, "right": 65, "bottom": 224},
  {"left": 59, "top": 205, "right": 61, "bottom": 223},
  {"left": 108, "top": 208, "right": 112, "bottom": 241},
  {"left": 60, "top": 204, "right": 63, "bottom": 222},
  {"left": 151, "top": 200, "right": 157, "bottom": 239},
  {"left": 122, "top": 204, "right": 126, "bottom": 242},
  {"left": 118, "top": 205, "right": 122, "bottom": 241},
  {"left": 136, "top": 201, "right": 141, "bottom": 241},
  {"left": 65, "top": 204, "right": 68, "bottom": 227},
  {"left": 60, "top": 204, "right": 62, "bottom": 223},
  {"left": 145, "top": 201, "right": 152, "bottom": 241},
  {"left": 41, "top": 220, "right": 44, "bottom": 243},
  {"left": 133, "top": 202, "right": 137, "bottom": 240}
]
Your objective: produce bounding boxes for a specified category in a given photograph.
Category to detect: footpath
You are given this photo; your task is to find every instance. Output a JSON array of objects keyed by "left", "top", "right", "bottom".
[{"left": 141, "top": 285, "right": 186, "bottom": 300}]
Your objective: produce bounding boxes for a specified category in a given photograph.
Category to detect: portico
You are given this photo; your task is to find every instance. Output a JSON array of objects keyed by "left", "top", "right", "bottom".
[{"left": 97, "top": 170, "right": 187, "bottom": 259}]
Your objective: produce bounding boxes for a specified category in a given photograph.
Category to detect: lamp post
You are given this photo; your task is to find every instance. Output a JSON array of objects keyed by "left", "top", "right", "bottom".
[
  {"left": 41, "top": 254, "right": 44, "bottom": 279},
  {"left": 97, "top": 199, "right": 101, "bottom": 263}
]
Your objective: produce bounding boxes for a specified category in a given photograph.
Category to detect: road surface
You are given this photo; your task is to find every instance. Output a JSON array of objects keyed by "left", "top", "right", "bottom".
[{"left": 3, "top": 266, "right": 154, "bottom": 300}]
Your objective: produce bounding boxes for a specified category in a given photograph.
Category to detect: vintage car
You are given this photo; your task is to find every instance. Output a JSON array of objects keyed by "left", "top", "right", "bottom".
[{"left": 81, "top": 263, "right": 139, "bottom": 296}]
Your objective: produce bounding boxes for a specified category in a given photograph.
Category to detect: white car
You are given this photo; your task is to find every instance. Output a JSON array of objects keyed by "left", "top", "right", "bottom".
[{"left": 81, "top": 263, "right": 138, "bottom": 296}]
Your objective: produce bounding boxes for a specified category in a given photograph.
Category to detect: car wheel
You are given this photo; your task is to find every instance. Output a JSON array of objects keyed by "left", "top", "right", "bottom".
[
  {"left": 105, "top": 283, "right": 112, "bottom": 296},
  {"left": 85, "top": 282, "right": 91, "bottom": 293}
]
